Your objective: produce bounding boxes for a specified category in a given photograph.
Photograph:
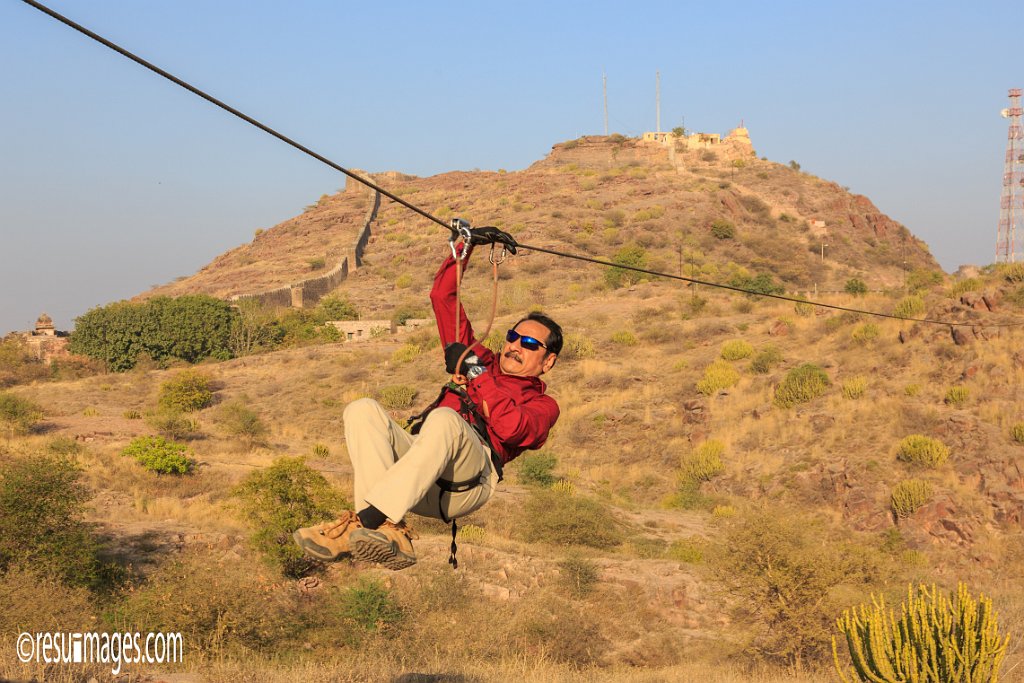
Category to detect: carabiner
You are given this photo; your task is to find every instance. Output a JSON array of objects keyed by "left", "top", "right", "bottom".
[
  {"left": 449, "top": 218, "right": 472, "bottom": 261},
  {"left": 488, "top": 244, "right": 507, "bottom": 265}
]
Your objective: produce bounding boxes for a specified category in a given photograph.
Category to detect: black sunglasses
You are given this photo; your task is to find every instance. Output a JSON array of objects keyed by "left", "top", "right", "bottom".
[{"left": 506, "top": 329, "right": 548, "bottom": 351}]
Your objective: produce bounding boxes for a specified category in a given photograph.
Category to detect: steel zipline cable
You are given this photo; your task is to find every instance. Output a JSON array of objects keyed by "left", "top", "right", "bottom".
[{"left": 20, "top": 0, "right": 1024, "bottom": 330}]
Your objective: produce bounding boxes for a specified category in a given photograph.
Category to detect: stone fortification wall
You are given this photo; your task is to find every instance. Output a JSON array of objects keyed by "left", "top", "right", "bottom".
[
  {"left": 352, "top": 187, "right": 379, "bottom": 268},
  {"left": 231, "top": 187, "right": 379, "bottom": 309},
  {"left": 232, "top": 285, "right": 293, "bottom": 309},
  {"left": 297, "top": 258, "right": 350, "bottom": 303}
]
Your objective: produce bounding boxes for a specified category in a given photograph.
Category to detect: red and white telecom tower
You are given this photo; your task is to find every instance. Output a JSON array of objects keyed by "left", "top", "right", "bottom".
[{"left": 996, "top": 88, "right": 1024, "bottom": 263}]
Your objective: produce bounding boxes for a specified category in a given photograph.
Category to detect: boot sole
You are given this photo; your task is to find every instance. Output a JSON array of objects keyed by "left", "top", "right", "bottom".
[
  {"left": 351, "top": 534, "right": 416, "bottom": 571},
  {"left": 292, "top": 531, "right": 342, "bottom": 561}
]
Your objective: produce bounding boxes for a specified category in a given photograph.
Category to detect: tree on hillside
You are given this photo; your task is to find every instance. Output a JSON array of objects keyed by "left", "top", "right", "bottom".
[{"left": 70, "top": 295, "right": 235, "bottom": 371}]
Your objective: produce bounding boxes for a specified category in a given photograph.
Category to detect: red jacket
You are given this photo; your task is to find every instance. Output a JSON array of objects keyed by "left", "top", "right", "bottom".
[{"left": 429, "top": 247, "right": 559, "bottom": 465}]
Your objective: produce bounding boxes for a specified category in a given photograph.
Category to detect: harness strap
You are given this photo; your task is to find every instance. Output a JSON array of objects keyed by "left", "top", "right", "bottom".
[{"left": 448, "top": 518, "right": 459, "bottom": 569}]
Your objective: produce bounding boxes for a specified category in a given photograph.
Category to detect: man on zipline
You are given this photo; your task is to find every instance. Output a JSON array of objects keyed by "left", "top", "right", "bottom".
[{"left": 294, "top": 226, "right": 561, "bottom": 570}]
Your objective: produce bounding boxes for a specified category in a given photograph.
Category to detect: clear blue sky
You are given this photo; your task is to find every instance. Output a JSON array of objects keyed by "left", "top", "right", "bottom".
[{"left": 1, "top": 0, "right": 1019, "bottom": 334}]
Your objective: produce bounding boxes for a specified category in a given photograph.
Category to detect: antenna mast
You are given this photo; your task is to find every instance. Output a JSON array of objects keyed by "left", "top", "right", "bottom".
[
  {"left": 656, "top": 70, "right": 661, "bottom": 133},
  {"left": 603, "top": 71, "right": 609, "bottom": 136},
  {"left": 997, "top": 88, "right": 1024, "bottom": 263}
]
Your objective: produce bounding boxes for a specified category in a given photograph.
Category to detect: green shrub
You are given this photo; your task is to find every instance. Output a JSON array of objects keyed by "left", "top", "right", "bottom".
[
  {"left": 667, "top": 538, "right": 704, "bottom": 563},
  {"left": 774, "top": 364, "right": 830, "bottom": 408},
  {"left": 551, "top": 479, "right": 576, "bottom": 495},
  {"left": 632, "top": 205, "right": 665, "bottom": 222},
  {"left": 70, "top": 295, "right": 235, "bottom": 371},
  {"left": 47, "top": 436, "right": 82, "bottom": 456},
  {"left": 560, "top": 332, "right": 595, "bottom": 360},
  {"left": 377, "top": 385, "right": 417, "bottom": 410},
  {"left": 905, "top": 383, "right": 922, "bottom": 397},
  {"left": 842, "top": 376, "right": 867, "bottom": 400},
  {"left": 1001, "top": 262, "right": 1024, "bottom": 283},
  {"left": 834, "top": 583, "right": 1009, "bottom": 683},
  {"left": 610, "top": 330, "right": 638, "bottom": 346},
  {"left": 271, "top": 309, "right": 342, "bottom": 347},
  {"left": 457, "top": 523, "right": 486, "bottom": 543},
  {"left": 0, "top": 391, "right": 43, "bottom": 436},
  {"left": 681, "top": 440, "right": 725, "bottom": 483},
  {"left": 122, "top": 436, "right": 193, "bottom": 475},
  {"left": 558, "top": 553, "right": 600, "bottom": 597},
  {"left": 603, "top": 209, "right": 625, "bottom": 228},
  {"left": 307, "top": 256, "right": 326, "bottom": 270},
  {"left": 730, "top": 272, "right": 785, "bottom": 297},
  {"left": 893, "top": 295, "right": 926, "bottom": 319},
  {"left": 844, "top": 278, "right": 868, "bottom": 296},
  {"left": 144, "top": 407, "right": 198, "bottom": 440},
  {"left": 123, "top": 409, "right": 142, "bottom": 420},
  {"left": 906, "top": 268, "right": 943, "bottom": 293},
  {"left": 227, "top": 299, "right": 278, "bottom": 357},
  {"left": 233, "top": 457, "right": 348, "bottom": 577},
  {"left": 0, "top": 453, "right": 109, "bottom": 589},
  {"left": 713, "top": 511, "right": 875, "bottom": 668},
  {"left": 311, "top": 443, "right": 330, "bottom": 458},
  {"left": 687, "top": 295, "right": 708, "bottom": 316},
  {"left": 391, "top": 304, "right": 428, "bottom": 327},
  {"left": 891, "top": 479, "right": 933, "bottom": 518},
  {"left": 1011, "top": 423, "right": 1024, "bottom": 443},
  {"left": 605, "top": 244, "right": 649, "bottom": 289},
  {"left": 948, "top": 277, "right": 983, "bottom": 296},
  {"left": 750, "top": 346, "right": 783, "bottom": 374},
  {"left": 720, "top": 339, "right": 754, "bottom": 360},
  {"left": 517, "top": 451, "right": 558, "bottom": 487},
  {"left": 316, "top": 295, "right": 358, "bottom": 321},
  {"left": 944, "top": 385, "right": 969, "bottom": 407},
  {"left": 696, "top": 360, "right": 741, "bottom": 395},
  {"left": 158, "top": 370, "right": 214, "bottom": 412},
  {"left": 392, "top": 343, "right": 421, "bottom": 363},
  {"left": 663, "top": 479, "right": 712, "bottom": 510},
  {"left": 394, "top": 274, "right": 413, "bottom": 289},
  {"left": 520, "top": 489, "right": 622, "bottom": 549},
  {"left": 214, "top": 398, "right": 268, "bottom": 445},
  {"left": 710, "top": 219, "right": 735, "bottom": 240},
  {"left": 339, "top": 576, "right": 404, "bottom": 634},
  {"left": 794, "top": 299, "right": 814, "bottom": 317},
  {"left": 896, "top": 435, "right": 950, "bottom": 468},
  {"left": 851, "top": 323, "right": 880, "bottom": 344}
]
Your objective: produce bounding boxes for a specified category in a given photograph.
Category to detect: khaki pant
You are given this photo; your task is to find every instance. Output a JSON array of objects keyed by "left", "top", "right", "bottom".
[{"left": 344, "top": 398, "right": 498, "bottom": 523}]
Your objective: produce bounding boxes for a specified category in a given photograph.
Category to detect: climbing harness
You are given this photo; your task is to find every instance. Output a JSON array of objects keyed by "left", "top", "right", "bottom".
[{"left": 406, "top": 381, "right": 501, "bottom": 570}]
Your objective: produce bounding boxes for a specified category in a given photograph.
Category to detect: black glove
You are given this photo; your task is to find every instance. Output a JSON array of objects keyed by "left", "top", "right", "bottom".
[
  {"left": 444, "top": 343, "right": 487, "bottom": 379},
  {"left": 469, "top": 226, "right": 518, "bottom": 255}
]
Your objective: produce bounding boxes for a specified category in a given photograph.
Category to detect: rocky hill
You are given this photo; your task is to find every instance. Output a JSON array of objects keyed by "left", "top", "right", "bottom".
[{"left": 144, "top": 135, "right": 940, "bottom": 312}]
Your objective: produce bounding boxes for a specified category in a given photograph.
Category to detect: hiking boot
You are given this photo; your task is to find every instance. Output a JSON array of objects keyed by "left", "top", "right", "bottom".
[
  {"left": 292, "top": 511, "right": 363, "bottom": 561},
  {"left": 349, "top": 520, "right": 418, "bottom": 570}
]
